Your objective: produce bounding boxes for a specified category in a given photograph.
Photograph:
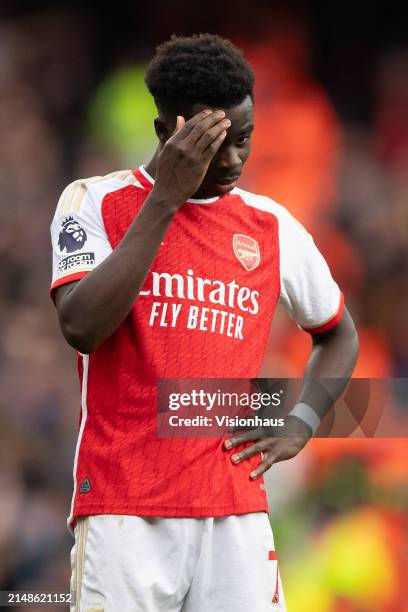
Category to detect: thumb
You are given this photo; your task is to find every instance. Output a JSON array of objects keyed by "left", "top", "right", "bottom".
[{"left": 173, "top": 115, "right": 185, "bottom": 134}]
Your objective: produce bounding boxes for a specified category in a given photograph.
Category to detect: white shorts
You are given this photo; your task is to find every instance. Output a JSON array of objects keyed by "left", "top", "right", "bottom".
[{"left": 70, "top": 513, "right": 286, "bottom": 612}]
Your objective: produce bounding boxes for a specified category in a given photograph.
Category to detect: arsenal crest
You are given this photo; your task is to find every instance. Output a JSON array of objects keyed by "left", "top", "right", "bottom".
[{"left": 233, "top": 234, "right": 260, "bottom": 271}]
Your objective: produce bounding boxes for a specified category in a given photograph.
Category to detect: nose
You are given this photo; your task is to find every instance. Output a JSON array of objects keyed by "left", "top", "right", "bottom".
[{"left": 215, "top": 145, "right": 242, "bottom": 172}]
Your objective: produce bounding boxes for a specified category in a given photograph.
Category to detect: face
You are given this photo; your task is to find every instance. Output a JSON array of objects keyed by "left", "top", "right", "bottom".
[{"left": 158, "top": 95, "right": 254, "bottom": 198}]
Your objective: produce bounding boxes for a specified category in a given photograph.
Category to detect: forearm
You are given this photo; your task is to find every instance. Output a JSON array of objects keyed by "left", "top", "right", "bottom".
[
  {"left": 225, "top": 312, "right": 359, "bottom": 475},
  {"left": 296, "top": 308, "right": 359, "bottom": 421},
  {"left": 57, "top": 189, "right": 179, "bottom": 353}
]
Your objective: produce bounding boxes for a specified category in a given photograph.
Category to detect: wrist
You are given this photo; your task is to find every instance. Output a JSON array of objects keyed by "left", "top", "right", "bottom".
[
  {"left": 287, "top": 403, "right": 320, "bottom": 436},
  {"left": 150, "top": 185, "right": 184, "bottom": 213}
]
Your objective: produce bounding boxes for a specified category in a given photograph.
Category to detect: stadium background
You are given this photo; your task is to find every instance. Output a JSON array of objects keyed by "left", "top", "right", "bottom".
[{"left": 0, "top": 1, "right": 407, "bottom": 610}]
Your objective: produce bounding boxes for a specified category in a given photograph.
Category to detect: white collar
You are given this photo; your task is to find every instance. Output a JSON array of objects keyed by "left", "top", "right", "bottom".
[{"left": 139, "top": 165, "right": 221, "bottom": 204}]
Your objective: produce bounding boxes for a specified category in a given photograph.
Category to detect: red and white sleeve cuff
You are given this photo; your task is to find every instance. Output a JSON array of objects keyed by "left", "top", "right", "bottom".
[
  {"left": 50, "top": 271, "right": 89, "bottom": 302},
  {"left": 302, "top": 291, "right": 345, "bottom": 335}
]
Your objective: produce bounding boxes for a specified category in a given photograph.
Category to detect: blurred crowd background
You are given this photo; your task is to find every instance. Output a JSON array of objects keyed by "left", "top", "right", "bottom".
[{"left": 0, "top": 1, "right": 407, "bottom": 610}]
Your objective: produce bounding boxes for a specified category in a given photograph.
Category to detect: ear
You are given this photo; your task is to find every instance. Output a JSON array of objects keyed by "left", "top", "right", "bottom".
[{"left": 154, "top": 117, "right": 175, "bottom": 146}]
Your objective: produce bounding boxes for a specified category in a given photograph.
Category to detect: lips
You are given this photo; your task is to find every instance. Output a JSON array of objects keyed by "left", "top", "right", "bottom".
[{"left": 216, "top": 175, "right": 240, "bottom": 185}]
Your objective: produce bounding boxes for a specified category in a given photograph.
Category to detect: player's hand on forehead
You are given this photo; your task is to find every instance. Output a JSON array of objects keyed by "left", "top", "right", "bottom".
[
  {"left": 155, "top": 108, "right": 231, "bottom": 203},
  {"left": 173, "top": 109, "right": 231, "bottom": 144}
]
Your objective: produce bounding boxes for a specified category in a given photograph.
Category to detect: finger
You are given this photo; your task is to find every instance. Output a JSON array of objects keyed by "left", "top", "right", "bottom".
[
  {"left": 198, "top": 129, "right": 229, "bottom": 163},
  {"left": 249, "top": 453, "right": 275, "bottom": 479},
  {"left": 227, "top": 423, "right": 256, "bottom": 434},
  {"left": 224, "top": 428, "right": 265, "bottom": 449},
  {"left": 230, "top": 441, "right": 268, "bottom": 464},
  {"left": 168, "top": 109, "right": 213, "bottom": 142},
  {"left": 196, "top": 118, "right": 232, "bottom": 155},
  {"left": 172, "top": 115, "right": 186, "bottom": 135},
  {"left": 250, "top": 442, "right": 303, "bottom": 478},
  {"left": 227, "top": 412, "right": 261, "bottom": 433},
  {"left": 183, "top": 110, "right": 228, "bottom": 146}
]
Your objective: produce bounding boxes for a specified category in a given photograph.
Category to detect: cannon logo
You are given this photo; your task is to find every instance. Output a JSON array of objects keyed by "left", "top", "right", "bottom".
[{"left": 233, "top": 234, "right": 260, "bottom": 271}]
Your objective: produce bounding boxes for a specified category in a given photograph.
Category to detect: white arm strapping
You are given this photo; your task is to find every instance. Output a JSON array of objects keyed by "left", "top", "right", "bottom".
[{"left": 287, "top": 402, "right": 320, "bottom": 435}]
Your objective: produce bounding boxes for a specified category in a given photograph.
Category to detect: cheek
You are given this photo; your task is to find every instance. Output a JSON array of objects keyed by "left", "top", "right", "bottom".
[
  {"left": 209, "top": 147, "right": 249, "bottom": 171},
  {"left": 234, "top": 142, "right": 252, "bottom": 164},
  {"left": 241, "top": 143, "right": 252, "bottom": 161}
]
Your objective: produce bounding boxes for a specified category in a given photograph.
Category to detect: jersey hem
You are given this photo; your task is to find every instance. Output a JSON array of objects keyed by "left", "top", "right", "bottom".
[{"left": 69, "top": 502, "right": 269, "bottom": 528}]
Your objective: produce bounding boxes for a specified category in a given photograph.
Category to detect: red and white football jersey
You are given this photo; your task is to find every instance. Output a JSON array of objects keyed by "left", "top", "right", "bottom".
[{"left": 50, "top": 166, "right": 344, "bottom": 533}]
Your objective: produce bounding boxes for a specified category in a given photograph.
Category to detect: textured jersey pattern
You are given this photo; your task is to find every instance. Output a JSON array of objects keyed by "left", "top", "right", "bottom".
[{"left": 50, "top": 167, "right": 343, "bottom": 533}]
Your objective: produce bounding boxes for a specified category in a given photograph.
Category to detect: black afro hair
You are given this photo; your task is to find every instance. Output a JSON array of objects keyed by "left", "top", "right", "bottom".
[{"left": 145, "top": 33, "right": 254, "bottom": 113}]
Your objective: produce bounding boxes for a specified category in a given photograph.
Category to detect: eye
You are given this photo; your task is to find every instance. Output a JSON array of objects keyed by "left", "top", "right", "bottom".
[{"left": 237, "top": 134, "right": 250, "bottom": 146}]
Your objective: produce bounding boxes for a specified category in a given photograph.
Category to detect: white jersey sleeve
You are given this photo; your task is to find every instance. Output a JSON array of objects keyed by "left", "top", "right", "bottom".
[
  {"left": 50, "top": 179, "right": 113, "bottom": 296},
  {"left": 50, "top": 170, "right": 143, "bottom": 298},
  {"left": 278, "top": 208, "right": 344, "bottom": 333},
  {"left": 233, "top": 187, "right": 344, "bottom": 334}
]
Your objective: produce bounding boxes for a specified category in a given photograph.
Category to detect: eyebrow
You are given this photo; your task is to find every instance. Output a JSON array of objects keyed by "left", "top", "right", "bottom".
[{"left": 238, "top": 124, "right": 254, "bottom": 133}]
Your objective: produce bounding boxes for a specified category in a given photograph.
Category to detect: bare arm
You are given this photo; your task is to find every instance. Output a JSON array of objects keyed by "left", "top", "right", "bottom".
[
  {"left": 296, "top": 305, "right": 359, "bottom": 421},
  {"left": 55, "top": 190, "right": 180, "bottom": 354},
  {"left": 54, "top": 110, "right": 230, "bottom": 353},
  {"left": 225, "top": 307, "right": 360, "bottom": 477}
]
